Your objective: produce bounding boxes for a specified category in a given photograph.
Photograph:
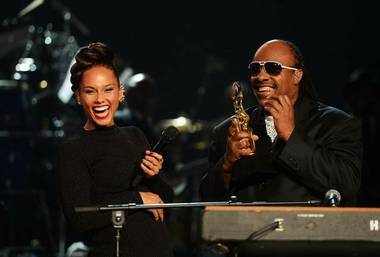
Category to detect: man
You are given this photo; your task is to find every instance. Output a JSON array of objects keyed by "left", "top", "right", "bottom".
[{"left": 200, "top": 39, "right": 362, "bottom": 206}]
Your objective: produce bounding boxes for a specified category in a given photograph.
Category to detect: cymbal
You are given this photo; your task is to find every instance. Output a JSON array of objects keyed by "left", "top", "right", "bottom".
[{"left": 157, "top": 115, "right": 207, "bottom": 133}]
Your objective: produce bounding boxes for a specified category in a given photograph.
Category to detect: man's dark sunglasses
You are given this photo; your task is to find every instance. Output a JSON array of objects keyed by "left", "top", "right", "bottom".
[{"left": 248, "top": 61, "right": 298, "bottom": 76}]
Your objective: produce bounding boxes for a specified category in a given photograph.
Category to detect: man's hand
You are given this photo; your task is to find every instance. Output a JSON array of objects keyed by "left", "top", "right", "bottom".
[
  {"left": 223, "top": 118, "right": 259, "bottom": 172},
  {"left": 262, "top": 95, "right": 295, "bottom": 141}
]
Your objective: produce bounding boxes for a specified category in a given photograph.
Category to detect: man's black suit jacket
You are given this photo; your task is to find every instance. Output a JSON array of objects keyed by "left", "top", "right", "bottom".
[{"left": 200, "top": 95, "right": 362, "bottom": 206}]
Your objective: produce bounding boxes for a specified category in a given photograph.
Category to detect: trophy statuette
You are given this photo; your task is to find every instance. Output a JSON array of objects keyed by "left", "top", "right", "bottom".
[{"left": 231, "top": 81, "right": 254, "bottom": 154}]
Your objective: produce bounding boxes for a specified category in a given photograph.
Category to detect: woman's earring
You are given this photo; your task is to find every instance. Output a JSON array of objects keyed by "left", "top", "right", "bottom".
[
  {"left": 119, "top": 84, "right": 126, "bottom": 103},
  {"left": 76, "top": 96, "right": 81, "bottom": 105}
]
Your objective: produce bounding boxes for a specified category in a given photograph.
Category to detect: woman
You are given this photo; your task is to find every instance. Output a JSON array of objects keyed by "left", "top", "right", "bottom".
[{"left": 57, "top": 42, "right": 174, "bottom": 257}]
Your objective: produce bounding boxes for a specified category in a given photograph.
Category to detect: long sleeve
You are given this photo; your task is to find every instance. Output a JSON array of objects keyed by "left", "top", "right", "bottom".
[
  {"left": 200, "top": 120, "right": 231, "bottom": 201},
  {"left": 142, "top": 175, "right": 174, "bottom": 203},
  {"left": 200, "top": 115, "right": 276, "bottom": 201},
  {"left": 278, "top": 110, "right": 362, "bottom": 203},
  {"left": 57, "top": 140, "right": 142, "bottom": 233},
  {"left": 132, "top": 127, "right": 174, "bottom": 203}
]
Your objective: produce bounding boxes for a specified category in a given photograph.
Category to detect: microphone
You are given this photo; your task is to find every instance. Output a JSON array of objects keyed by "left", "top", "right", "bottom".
[
  {"left": 131, "top": 126, "right": 179, "bottom": 187},
  {"left": 325, "top": 189, "right": 341, "bottom": 207}
]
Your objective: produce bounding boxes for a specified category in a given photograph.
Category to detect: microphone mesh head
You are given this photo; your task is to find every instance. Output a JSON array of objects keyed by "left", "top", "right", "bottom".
[
  {"left": 162, "top": 126, "right": 180, "bottom": 141},
  {"left": 325, "top": 189, "right": 341, "bottom": 202}
]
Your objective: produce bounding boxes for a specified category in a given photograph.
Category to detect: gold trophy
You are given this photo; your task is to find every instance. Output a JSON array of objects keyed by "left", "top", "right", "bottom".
[{"left": 231, "top": 81, "right": 254, "bottom": 154}]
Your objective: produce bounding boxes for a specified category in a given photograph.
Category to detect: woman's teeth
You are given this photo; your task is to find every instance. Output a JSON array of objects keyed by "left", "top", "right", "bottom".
[{"left": 93, "top": 106, "right": 109, "bottom": 113}]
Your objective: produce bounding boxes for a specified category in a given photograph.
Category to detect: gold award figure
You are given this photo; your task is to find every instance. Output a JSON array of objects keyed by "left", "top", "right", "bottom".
[{"left": 231, "top": 81, "right": 254, "bottom": 154}]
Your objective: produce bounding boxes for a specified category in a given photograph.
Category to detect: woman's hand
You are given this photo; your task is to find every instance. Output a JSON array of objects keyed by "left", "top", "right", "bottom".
[
  {"left": 139, "top": 191, "right": 164, "bottom": 221},
  {"left": 140, "top": 150, "right": 164, "bottom": 177}
]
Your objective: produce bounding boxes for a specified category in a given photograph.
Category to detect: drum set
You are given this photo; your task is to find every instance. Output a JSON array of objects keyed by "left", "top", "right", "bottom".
[{"left": 0, "top": 1, "right": 85, "bottom": 255}]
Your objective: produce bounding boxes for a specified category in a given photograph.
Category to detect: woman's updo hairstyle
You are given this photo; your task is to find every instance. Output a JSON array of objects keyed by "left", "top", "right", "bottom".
[{"left": 70, "top": 42, "right": 119, "bottom": 92}]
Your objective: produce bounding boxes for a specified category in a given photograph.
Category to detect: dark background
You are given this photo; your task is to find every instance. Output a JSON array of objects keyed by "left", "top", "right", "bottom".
[
  {"left": 1, "top": 1, "right": 379, "bottom": 257},
  {"left": 1, "top": 0, "right": 378, "bottom": 120}
]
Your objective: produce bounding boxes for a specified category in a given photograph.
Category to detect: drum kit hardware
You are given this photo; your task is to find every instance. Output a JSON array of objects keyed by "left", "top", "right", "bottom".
[{"left": 0, "top": 1, "right": 86, "bottom": 255}]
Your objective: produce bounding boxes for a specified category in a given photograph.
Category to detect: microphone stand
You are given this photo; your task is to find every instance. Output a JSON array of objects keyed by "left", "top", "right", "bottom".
[
  {"left": 111, "top": 210, "right": 125, "bottom": 257},
  {"left": 75, "top": 200, "right": 322, "bottom": 257},
  {"left": 75, "top": 199, "right": 322, "bottom": 213}
]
